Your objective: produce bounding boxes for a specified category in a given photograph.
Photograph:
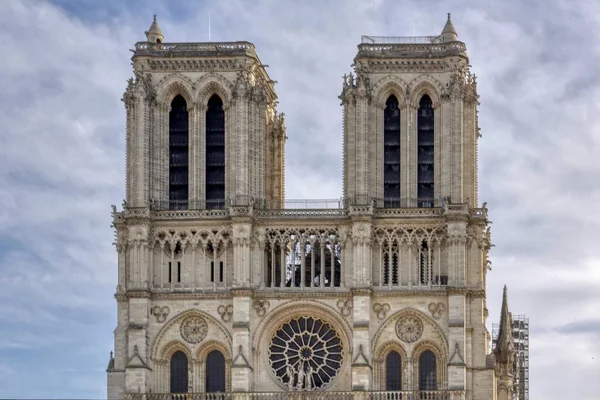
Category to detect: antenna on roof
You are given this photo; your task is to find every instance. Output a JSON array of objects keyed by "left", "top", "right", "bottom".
[{"left": 208, "top": 10, "right": 211, "bottom": 41}]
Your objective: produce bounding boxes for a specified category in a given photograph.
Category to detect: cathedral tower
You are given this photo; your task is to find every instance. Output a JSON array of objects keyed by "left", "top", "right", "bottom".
[{"left": 108, "top": 15, "right": 503, "bottom": 400}]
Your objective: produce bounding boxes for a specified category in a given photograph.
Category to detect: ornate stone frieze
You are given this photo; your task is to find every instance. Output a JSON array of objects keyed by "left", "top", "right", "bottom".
[
  {"left": 396, "top": 315, "right": 424, "bottom": 343},
  {"left": 217, "top": 304, "right": 233, "bottom": 322},
  {"left": 180, "top": 316, "right": 208, "bottom": 344},
  {"left": 336, "top": 299, "right": 353, "bottom": 317},
  {"left": 373, "top": 302, "right": 391, "bottom": 321},
  {"left": 151, "top": 305, "right": 170, "bottom": 323},
  {"left": 254, "top": 300, "right": 270, "bottom": 317},
  {"left": 428, "top": 302, "right": 446, "bottom": 319}
]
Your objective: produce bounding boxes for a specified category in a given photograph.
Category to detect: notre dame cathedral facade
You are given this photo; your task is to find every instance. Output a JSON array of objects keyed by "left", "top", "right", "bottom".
[{"left": 107, "top": 14, "right": 516, "bottom": 400}]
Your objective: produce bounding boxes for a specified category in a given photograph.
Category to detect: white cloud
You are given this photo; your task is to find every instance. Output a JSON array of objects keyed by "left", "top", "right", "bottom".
[{"left": 0, "top": 0, "right": 598, "bottom": 398}]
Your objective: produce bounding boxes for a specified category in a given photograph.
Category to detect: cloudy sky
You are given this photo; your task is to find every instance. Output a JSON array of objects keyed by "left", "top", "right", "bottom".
[{"left": 0, "top": 0, "right": 599, "bottom": 398}]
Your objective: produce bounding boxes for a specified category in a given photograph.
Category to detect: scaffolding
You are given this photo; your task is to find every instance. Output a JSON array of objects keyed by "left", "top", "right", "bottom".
[{"left": 492, "top": 315, "right": 529, "bottom": 400}]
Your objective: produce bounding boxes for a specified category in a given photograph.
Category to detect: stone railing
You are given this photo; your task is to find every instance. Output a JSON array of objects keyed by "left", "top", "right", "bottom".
[
  {"left": 124, "top": 391, "right": 464, "bottom": 400},
  {"left": 133, "top": 41, "right": 257, "bottom": 58},
  {"left": 361, "top": 35, "right": 443, "bottom": 44},
  {"left": 356, "top": 42, "right": 467, "bottom": 59},
  {"left": 112, "top": 197, "right": 488, "bottom": 223}
]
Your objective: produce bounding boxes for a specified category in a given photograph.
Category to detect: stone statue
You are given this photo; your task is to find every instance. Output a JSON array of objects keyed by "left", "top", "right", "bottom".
[
  {"left": 305, "top": 365, "right": 313, "bottom": 391},
  {"left": 296, "top": 363, "right": 305, "bottom": 391},
  {"left": 286, "top": 364, "right": 295, "bottom": 391}
]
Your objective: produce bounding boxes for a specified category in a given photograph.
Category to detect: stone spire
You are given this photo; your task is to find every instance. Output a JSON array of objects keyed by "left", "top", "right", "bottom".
[
  {"left": 494, "top": 285, "right": 515, "bottom": 366},
  {"left": 441, "top": 13, "right": 458, "bottom": 42},
  {"left": 145, "top": 14, "right": 164, "bottom": 43}
]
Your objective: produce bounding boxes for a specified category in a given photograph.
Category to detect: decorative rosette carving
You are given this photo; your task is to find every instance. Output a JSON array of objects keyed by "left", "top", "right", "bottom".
[
  {"left": 180, "top": 316, "right": 208, "bottom": 344},
  {"left": 396, "top": 315, "right": 423, "bottom": 343},
  {"left": 217, "top": 304, "right": 233, "bottom": 322},
  {"left": 151, "top": 306, "right": 170, "bottom": 323}
]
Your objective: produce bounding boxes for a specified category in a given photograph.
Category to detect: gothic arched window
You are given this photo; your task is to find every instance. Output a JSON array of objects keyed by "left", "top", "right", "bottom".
[
  {"left": 418, "top": 350, "right": 437, "bottom": 390},
  {"left": 419, "top": 240, "right": 431, "bottom": 285},
  {"left": 206, "top": 350, "right": 226, "bottom": 392},
  {"left": 170, "top": 351, "right": 189, "bottom": 393},
  {"left": 417, "top": 95, "right": 434, "bottom": 207},
  {"left": 385, "top": 351, "right": 402, "bottom": 390},
  {"left": 169, "top": 95, "right": 189, "bottom": 210},
  {"left": 384, "top": 95, "right": 401, "bottom": 208},
  {"left": 206, "top": 95, "right": 225, "bottom": 209}
]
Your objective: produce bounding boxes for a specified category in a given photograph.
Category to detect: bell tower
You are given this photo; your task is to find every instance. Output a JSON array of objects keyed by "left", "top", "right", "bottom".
[
  {"left": 122, "top": 16, "right": 285, "bottom": 212},
  {"left": 341, "top": 13, "right": 479, "bottom": 208}
]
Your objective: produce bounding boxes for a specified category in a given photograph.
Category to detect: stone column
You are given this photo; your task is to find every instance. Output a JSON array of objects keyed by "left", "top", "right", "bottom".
[
  {"left": 231, "top": 289, "right": 253, "bottom": 392},
  {"left": 124, "top": 295, "right": 151, "bottom": 394},
  {"left": 351, "top": 289, "right": 373, "bottom": 391}
]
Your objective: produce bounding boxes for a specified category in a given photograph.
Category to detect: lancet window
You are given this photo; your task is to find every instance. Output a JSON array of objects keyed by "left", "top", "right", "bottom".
[
  {"left": 169, "top": 95, "right": 189, "bottom": 210},
  {"left": 384, "top": 95, "right": 401, "bottom": 208},
  {"left": 206, "top": 95, "right": 225, "bottom": 209},
  {"left": 417, "top": 95, "right": 434, "bottom": 207},
  {"left": 374, "top": 228, "right": 446, "bottom": 288},
  {"left": 206, "top": 350, "right": 226, "bottom": 392},
  {"left": 264, "top": 229, "right": 343, "bottom": 289},
  {"left": 385, "top": 351, "right": 402, "bottom": 390},
  {"left": 170, "top": 351, "right": 188, "bottom": 393},
  {"left": 418, "top": 350, "right": 437, "bottom": 390},
  {"left": 151, "top": 229, "right": 231, "bottom": 290}
]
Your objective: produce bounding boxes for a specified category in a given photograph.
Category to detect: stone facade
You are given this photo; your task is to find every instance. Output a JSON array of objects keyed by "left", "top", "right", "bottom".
[{"left": 107, "top": 15, "right": 509, "bottom": 400}]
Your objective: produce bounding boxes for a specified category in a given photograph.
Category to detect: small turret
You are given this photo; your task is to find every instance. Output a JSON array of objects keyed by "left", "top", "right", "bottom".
[
  {"left": 145, "top": 15, "right": 164, "bottom": 44},
  {"left": 441, "top": 13, "right": 458, "bottom": 42}
]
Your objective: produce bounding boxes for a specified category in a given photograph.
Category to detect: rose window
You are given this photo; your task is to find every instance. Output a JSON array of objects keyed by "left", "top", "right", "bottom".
[{"left": 269, "top": 316, "right": 343, "bottom": 390}]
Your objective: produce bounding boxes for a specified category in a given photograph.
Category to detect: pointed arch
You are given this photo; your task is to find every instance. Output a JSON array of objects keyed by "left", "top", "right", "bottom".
[
  {"left": 408, "top": 77, "right": 441, "bottom": 108},
  {"left": 196, "top": 76, "right": 233, "bottom": 109},
  {"left": 412, "top": 340, "right": 446, "bottom": 391},
  {"left": 374, "top": 76, "right": 408, "bottom": 108},
  {"left": 151, "top": 309, "right": 232, "bottom": 361},
  {"left": 157, "top": 74, "right": 195, "bottom": 106},
  {"left": 206, "top": 350, "right": 226, "bottom": 392},
  {"left": 373, "top": 341, "right": 408, "bottom": 391}
]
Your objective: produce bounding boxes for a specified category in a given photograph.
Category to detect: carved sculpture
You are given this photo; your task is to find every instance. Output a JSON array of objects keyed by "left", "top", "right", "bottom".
[
  {"left": 396, "top": 315, "right": 424, "bottom": 343},
  {"left": 180, "top": 316, "right": 208, "bottom": 344}
]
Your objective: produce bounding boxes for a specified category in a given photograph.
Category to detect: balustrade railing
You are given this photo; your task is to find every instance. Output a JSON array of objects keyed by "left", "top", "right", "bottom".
[
  {"left": 134, "top": 41, "right": 256, "bottom": 57},
  {"left": 125, "top": 391, "right": 461, "bottom": 400}
]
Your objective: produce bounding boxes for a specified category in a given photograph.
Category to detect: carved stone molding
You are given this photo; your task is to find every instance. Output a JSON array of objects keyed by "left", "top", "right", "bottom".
[
  {"left": 180, "top": 316, "right": 208, "bottom": 344},
  {"left": 217, "top": 304, "right": 233, "bottom": 323},
  {"left": 396, "top": 315, "right": 424, "bottom": 343},
  {"left": 254, "top": 300, "right": 270, "bottom": 317},
  {"left": 428, "top": 302, "right": 446, "bottom": 319},
  {"left": 336, "top": 299, "right": 353, "bottom": 317},
  {"left": 151, "top": 305, "right": 170, "bottom": 323},
  {"left": 373, "top": 302, "right": 391, "bottom": 321}
]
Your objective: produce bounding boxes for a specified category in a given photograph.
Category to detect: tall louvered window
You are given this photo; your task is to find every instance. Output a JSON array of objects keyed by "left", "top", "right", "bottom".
[
  {"left": 384, "top": 95, "right": 401, "bottom": 208},
  {"left": 206, "top": 350, "right": 226, "bottom": 392},
  {"left": 385, "top": 351, "right": 402, "bottom": 390},
  {"left": 206, "top": 95, "right": 225, "bottom": 209},
  {"left": 169, "top": 95, "right": 189, "bottom": 210},
  {"left": 419, "top": 350, "right": 437, "bottom": 390},
  {"left": 170, "top": 351, "right": 188, "bottom": 393},
  {"left": 417, "top": 95, "right": 434, "bottom": 207}
]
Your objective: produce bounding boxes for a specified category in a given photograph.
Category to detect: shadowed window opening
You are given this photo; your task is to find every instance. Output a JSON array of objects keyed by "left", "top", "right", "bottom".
[
  {"left": 206, "top": 95, "right": 225, "bottom": 209},
  {"left": 417, "top": 95, "right": 434, "bottom": 207},
  {"left": 419, "top": 350, "right": 437, "bottom": 390},
  {"left": 170, "top": 351, "right": 188, "bottom": 393},
  {"left": 206, "top": 350, "right": 226, "bottom": 392},
  {"left": 386, "top": 351, "right": 402, "bottom": 390},
  {"left": 384, "top": 95, "right": 401, "bottom": 208},
  {"left": 169, "top": 95, "right": 189, "bottom": 210}
]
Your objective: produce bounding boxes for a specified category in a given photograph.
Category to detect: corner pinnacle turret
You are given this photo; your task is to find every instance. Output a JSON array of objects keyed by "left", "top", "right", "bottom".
[
  {"left": 494, "top": 285, "right": 515, "bottom": 367},
  {"left": 145, "top": 14, "right": 164, "bottom": 43},
  {"left": 441, "top": 13, "right": 458, "bottom": 42}
]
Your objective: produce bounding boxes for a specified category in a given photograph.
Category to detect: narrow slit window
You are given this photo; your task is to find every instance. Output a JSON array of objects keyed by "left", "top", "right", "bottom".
[
  {"left": 210, "top": 261, "right": 215, "bottom": 282},
  {"left": 219, "top": 261, "right": 224, "bottom": 283},
  {"left": 177, "top": 261, "right": 181, "bottom": 283},
  {"left": 168, "top": 262, "right": 172, "bottom": 283}
]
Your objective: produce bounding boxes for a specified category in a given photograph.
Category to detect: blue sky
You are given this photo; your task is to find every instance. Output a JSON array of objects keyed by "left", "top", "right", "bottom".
[{"left": 0, "top": 0, "right": 599, "bottom": 398}]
